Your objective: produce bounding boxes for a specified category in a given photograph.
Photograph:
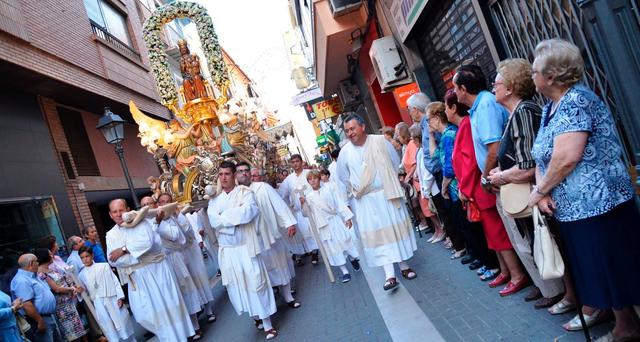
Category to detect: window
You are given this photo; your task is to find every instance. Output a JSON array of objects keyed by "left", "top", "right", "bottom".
[{"left": 83, "top": 0, "right": 132, "bottom": 47}]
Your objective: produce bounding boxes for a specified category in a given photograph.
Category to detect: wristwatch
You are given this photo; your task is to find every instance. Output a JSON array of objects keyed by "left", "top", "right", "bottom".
[
  {"left": 480, "top": 176, "right": 489, "bottom": 186},
  {"left": 121, "top": 246, "right": 128, "bottom": 254}
]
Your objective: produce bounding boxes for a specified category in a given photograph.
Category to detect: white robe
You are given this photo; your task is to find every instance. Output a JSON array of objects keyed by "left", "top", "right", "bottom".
[
  {"left": 207, "top": 186, "right": 276, "bottom": 319},
  {"left": 78, "top": 263, "right": 135, "bottom": 342},
  {"left": 337, "top": 137, "right": 417, "bottom": 267},
  {"left": 251, "top": 182, "right": 297, "bottom": 287},
  {"left": 190, "top": 209, "right": 219, "bottom": 270},
  {"left": 176, "top": 213, "right": 215, "bottom": 304},
  {"left": 106, "top": 220, "right": 194, "bottom": 341},
  {"left": 305, "top": 186, "right": 359, "bottom": 266},
  {"left": 278, "top": 169, "right": 319, "bottom": 253},
  {"left": 155, "top": 217, "right": 205, "bottom": 315}
]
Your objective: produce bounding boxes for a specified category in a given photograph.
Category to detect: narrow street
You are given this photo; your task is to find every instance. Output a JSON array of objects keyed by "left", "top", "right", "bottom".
[{"left": 178, "top": 232, "right": 612, "bottom": 342}]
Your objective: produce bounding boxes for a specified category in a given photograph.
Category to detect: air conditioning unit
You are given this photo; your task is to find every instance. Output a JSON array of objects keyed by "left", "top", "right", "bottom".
[
  {"left": 337, "top": 79, "right": 360, "bottom": 109},
  {"left": 369, "top": 36, "right": 411, "bottom": 92},
  {"left": 329, "top": 0, "right": 363, "bottom": 18}
]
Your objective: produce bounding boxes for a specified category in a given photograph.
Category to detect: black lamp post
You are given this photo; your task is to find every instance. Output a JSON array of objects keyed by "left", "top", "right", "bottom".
[{"left": 96, "top": 107, "right": 140, "bottom": 209}]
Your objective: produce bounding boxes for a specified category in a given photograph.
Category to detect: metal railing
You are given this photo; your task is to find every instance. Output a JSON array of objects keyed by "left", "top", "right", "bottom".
[{"left": 90, "top": 20, "right": 140, "bottom": 60}]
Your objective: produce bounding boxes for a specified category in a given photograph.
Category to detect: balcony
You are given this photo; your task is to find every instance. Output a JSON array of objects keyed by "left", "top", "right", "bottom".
[{"left": 90, "top": 20, "right": 141, "bottom": 62}]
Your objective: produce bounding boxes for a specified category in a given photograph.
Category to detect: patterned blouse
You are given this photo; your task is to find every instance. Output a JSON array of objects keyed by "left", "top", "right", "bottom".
[
  {"left": 531, "top": 85, "right": 634, "bottom": 222},
  {"left": 438, "top": 124, "right": 459, "bottom": 202}
]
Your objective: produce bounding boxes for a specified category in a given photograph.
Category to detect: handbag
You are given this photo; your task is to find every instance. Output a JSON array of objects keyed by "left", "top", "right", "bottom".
[
  {"left": 500, "top": 182, "right": 533, "bottom": 218},
  {"left": 532, "top": 206, "right": 565, "bottom": 280},
  {"left": 15, "top": 313, "right": 31, "bottom": 336},
  {"left": 466, "top": 201, "right": 482, "bottom": 222}
]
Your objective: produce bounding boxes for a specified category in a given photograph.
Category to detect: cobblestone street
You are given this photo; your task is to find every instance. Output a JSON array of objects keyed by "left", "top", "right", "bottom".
[{"left": 171, "top": 231, "right": 613, "bottom": 342}]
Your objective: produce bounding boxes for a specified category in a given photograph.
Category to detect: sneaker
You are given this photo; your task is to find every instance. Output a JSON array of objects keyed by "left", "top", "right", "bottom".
[
  {"left": 350, "top": 258, "right": 361, "bottom": 272},
  {"left": 476, "top": 265, "right": 488, "bottom": 275},
  {"left": 341, "top": 274, "right": 352, "bottom": 283},
  {"left": 480, "top": 269, "right": 499, "bottom": 281}
]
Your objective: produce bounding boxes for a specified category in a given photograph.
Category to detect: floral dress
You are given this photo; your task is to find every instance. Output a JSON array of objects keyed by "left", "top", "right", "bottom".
[{"left": 39, "top": 268, "right": 86, "bottom": 341}]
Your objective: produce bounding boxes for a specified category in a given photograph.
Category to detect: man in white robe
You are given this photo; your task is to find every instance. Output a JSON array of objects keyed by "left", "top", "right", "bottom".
[
  {"left": 105, "top": 198, "right": 194, "bottom": 341},
  {"left": 78, "top": 245, "right": 135, "bottom": 342},
  {"left": 278, "top": 154, "right": 319, "bottom": 266},
  {"left": 336, "top": 114, "right": 418, "bottom": 291},
  {"left": 236, "top": 162, "right": 301, "bottom": 309},
  {"left": 207, "top": 161, "right": 278, "bottom": 340}
]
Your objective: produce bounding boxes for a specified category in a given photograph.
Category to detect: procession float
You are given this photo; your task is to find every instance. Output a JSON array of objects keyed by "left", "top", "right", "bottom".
[{"left": 129, "top": 1, "right": 291, "bottom": 205}]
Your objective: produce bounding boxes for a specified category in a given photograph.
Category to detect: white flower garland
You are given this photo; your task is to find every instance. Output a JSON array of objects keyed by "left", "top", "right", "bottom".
[{"left": 142, "top": 1, "right": 229, "bottom": 106}]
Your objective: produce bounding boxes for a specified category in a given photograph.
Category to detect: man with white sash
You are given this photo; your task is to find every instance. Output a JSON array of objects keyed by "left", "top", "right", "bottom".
[
  {"left": 207, "top": 161, "right": 278, "bottom": 340},
  {"left": 236, "top": 162, "right": 302, "bottom": 309},
  {"left": 277, "top": 154, "right": 320, "bottom": 266},
  {"left": 336, "top": 114, "right": 418, "bottom": 291},
  {"left": 105, "top": 198, "right": 194, "bottom": 341}
]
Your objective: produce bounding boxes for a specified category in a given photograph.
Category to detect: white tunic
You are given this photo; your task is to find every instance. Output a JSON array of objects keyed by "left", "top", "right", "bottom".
[
  {"left": 337, "top": 137, "right": 417, "bottom": 267},
  {"left": 176, "top": 213, "right": 215, "bottom": 304},
  {"left": 278, "top": 169, "right": 319, "bottom": 253},
  {"left": 251, "top": 182, "right": 297, "bottom": 287},
  {"left": 78, "top": 263, "right": 135, "bottom": 342},
  {"left": 156, "top": 217, "right": 205, "bottom": 315},
  {"left": 106, "top": 220, "right": 194, "bottom": 341},
  {"left": 305, "top": 186, "right": 359, "bottom": 266},
  {"left": 207, "top": 186, "right": 276, "bottom": 319}
]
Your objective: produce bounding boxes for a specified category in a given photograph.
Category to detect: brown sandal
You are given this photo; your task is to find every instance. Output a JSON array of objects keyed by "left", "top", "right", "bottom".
[
  {"left": 265, "top": 328, "right": 278, "bottom": 340},
  {"left": 401, "top": 268, "right": 417, "bottom": 280},
  {"left": 254, "top": 319, "right": 263, "bottom": 330},
  {"left": 383, "top": 277, "right": 399, "bottom": 291}
]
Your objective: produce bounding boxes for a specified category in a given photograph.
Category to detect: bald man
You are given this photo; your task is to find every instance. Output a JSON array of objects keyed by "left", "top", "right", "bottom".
[
  {"left": 105, "top": 198, "right": 194, "bottom": 341},
  {"left": 11, "top": 254, "right": 61, "bottom": 342}
]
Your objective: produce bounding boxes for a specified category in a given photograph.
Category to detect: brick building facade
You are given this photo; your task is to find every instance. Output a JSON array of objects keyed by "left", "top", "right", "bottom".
[{"left": 0, "top": 0, "right": 169, "bottom": 259}]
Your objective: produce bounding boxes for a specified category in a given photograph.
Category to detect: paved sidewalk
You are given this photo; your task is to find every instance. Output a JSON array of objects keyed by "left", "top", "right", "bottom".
[{"left": 147, "top": 231, "right": 613, "bottom": 341}]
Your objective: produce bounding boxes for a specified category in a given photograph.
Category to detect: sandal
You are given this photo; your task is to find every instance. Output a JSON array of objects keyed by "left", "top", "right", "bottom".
[
  {"left": 265, "top": 328, "right": 278, "bottom": 340},
  {"left": 207, "top": 314, "right": 217, "bottom": 323},
  {"left": 383, "top": 277, "right": 399, "bottom": 291},
  {"left": 287, "top": 300, "right": 301, "bottom": 308},
  {"left": 562, "top": 309, "right": 606, "bottom": 331},
  {"left": 254, "top": 319, "right": 264, "bottom": 330},
  {"left": 548, "top": 299, "right": 576, "bottom": 315},
  {"left": 401, "top": 268, "right": 417, "bottom": 280}
]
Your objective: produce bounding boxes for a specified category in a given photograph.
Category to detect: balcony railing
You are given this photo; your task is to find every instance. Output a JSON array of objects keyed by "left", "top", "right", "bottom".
[{"left": 90, "top": 20, "right": 140, "bottom": 61}]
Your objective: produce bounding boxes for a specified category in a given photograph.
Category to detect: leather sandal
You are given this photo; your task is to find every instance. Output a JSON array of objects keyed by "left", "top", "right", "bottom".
[
  {"left": 548, "top": 299, "right": 576, "bottom": 315},
  {"left": 287, "top": 300, "right": 301, "bottom": 308},
  {"left": 383, "top": 277, "right": 399, "bottom": 291},
  {"left": 401, "top": 268, "right": 417, "bottom": 280},
  {"left": 562, "top": 309, "right": 606, "bottom": 331},
  {"left": 265, "top": 328, "right": 278, "bottom": 340},
  {"left": 254, "top": 319, "right": 264, "bottom": 330}
]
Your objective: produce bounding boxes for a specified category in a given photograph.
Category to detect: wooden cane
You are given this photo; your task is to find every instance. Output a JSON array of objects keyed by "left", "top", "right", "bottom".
[{"left": 301, "top": 201, "right": 336, "bottom": 283}]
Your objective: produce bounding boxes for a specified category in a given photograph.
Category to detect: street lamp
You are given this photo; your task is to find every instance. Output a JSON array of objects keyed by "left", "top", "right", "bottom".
[{"left": 96, "top": 107, "right": 140, "bottom": 209}]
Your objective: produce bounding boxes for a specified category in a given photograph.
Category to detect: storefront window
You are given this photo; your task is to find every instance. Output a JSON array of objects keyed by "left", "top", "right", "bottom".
[{"left": 0, "top": 197, "right": 67, "bottom": 292}]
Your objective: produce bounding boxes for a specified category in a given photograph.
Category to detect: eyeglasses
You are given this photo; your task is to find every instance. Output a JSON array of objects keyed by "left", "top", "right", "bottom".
[{"left": 491, "top": 81, "right": 504, "bottom": 88}]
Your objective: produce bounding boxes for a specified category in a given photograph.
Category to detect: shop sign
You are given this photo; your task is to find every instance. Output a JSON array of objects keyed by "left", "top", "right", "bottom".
[
  {"left": 303, "top": 97, "right": 343, "bottom": 121},
  {"left": 291, "top": 87, "right": 322, "bottom": 106},
  {"left": 389, "top": 0, "right": 430, "bottom": 42},
  {"left": 316, "top": 135, "right": 329, "bottom": 146},
  {"left": 392, "top": 82, "right": 420, "bottom": 109}
]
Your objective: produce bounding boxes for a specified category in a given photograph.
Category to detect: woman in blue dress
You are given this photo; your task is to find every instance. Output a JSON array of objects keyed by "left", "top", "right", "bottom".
[
  {"left": 529, "top": 39, "right": 640, "bottom": 341},
  {"left": 1, "top": 290, "right": 24, "bottom": 341}
]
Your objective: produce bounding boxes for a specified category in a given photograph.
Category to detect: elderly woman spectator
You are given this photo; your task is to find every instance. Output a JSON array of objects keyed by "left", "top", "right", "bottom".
[
  {"left": 426, "top": 102, "right": 466, "bottom": 256},
  {"left": 486, "top": 58, "right": 565, "bottom": 309},
  {"left": 38, "top": 236, "right": 68, "bottom": 274},
  {"left": 529, "top": 39, "right": 640, "bottom": 341},
  {"left": 35, "top": 249, "right": 88, "bottom": 342},
  {"left": 0, "top": 290, "right": 23, "bottom": 341},
  {"left": 409, "top": 123, "right": 444, "bottom": 239}
]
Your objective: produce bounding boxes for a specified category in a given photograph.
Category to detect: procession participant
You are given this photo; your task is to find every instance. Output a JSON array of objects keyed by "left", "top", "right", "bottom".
[
  {"left": 158, "top": 193, "right": 217, "bottom": 324},
  {"left": 303, "top": 171, "right": 361, "bottom": 283},
  {"left": 77, "top": 246, "right": 135, "bottom": 342},
  {"left": 277, "top": 154, "right": 320, "bottom": 266},
  {"left": 207, "top": 161, "right": 278, "bottom": 340},
  {"left": 105, "top": 198, "right": 194, "bottom": 341},
  {"left": 336, "top": 114, "right": 418, "bottom": 291},
  {"left": 236, "top": 162, "right": 301, "bottom": 308},
  {"left": 153, "top": 197, "right": 205, "bottom": 340}
]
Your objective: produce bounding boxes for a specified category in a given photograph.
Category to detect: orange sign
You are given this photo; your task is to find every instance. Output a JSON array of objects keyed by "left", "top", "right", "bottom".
[
  {"left": 312, "top": 97, "right": 343, "bottom": 120},
  {"left": 393, "top": 82, "right": 420, "bottom": 109}
]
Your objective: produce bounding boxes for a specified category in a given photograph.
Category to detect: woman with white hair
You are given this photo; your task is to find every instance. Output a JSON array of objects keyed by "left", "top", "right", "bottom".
[{"left": 529, "top": 39, "right": 640, "bottom": 341}]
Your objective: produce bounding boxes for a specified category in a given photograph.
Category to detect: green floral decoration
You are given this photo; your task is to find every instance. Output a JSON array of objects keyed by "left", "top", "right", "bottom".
[{"left": 142, "top": 1, "right": 229, "bottom": 106}]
